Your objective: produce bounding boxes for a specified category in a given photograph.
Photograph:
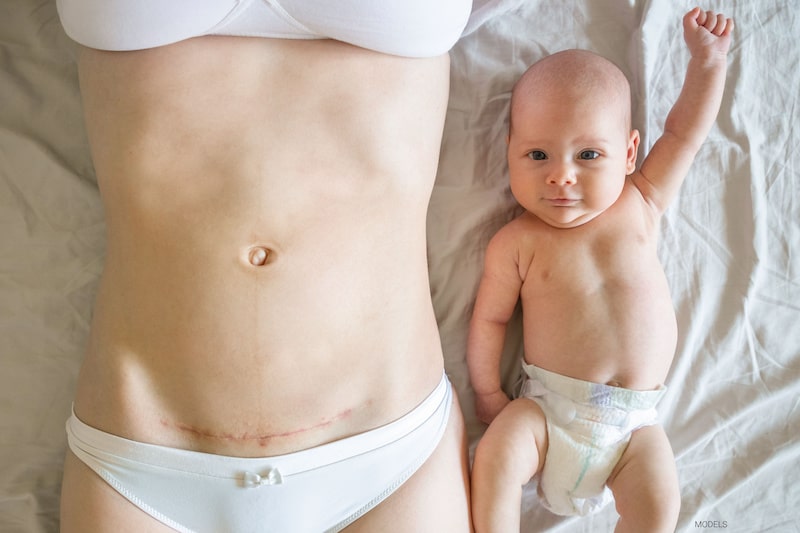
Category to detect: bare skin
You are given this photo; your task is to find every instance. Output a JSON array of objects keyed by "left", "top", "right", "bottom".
[
  {"left": 60, "top": 36, "right": 471, "bottom": 531},
  {"left": 468, "top": 8, "right": 732, "bottom": 532}
]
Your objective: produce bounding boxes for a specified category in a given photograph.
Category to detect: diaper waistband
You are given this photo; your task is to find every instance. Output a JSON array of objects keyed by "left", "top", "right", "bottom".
[{"left": 521, "top": 362, "right": 665, "bottom": 411}]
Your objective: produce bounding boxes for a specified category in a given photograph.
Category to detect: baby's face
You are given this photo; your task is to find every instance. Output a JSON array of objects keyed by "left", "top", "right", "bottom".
[{"left": 507, "top": 88, "right": 638, "bottom": 229}]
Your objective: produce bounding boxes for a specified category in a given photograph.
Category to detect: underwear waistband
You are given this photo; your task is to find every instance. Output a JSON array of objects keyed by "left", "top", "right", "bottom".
[{"left": 67, "top": 372, "right": 451, "bottom": 478}]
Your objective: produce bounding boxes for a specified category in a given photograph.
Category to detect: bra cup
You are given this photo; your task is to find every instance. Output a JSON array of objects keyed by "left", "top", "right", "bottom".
[{"left": 56, "top": 0, "right": 238, "bottom": 50}]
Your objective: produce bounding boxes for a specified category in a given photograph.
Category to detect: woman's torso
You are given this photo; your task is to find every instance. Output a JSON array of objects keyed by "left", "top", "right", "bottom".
[{"left": 74, "top": 36, "right": 452, "bottom": 457}]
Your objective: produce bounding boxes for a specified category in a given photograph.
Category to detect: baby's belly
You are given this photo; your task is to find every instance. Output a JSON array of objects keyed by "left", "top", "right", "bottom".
[{"left": 522, "top": 278, "right": 678, "bottom": 390}]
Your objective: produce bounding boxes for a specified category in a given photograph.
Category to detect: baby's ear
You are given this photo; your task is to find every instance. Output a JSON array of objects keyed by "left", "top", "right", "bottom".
[{"left": 626, "top": 129, "right": 640, "bottom": 174}]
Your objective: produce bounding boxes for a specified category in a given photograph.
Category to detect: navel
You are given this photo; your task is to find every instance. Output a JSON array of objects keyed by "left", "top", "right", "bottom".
[{"left": 245, "top": 245, "right": 275, "bottom": 267}]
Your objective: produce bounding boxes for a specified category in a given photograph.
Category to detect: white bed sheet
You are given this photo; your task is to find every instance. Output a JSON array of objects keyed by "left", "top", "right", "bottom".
[{"left": 1, "top": 1, "right": 798, "bottom": 532}]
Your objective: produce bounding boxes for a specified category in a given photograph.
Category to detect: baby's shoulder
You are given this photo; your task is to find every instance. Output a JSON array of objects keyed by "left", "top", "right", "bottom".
[
  {"left": 613, "top": 179, "right": 663, "bottom": 230},
  {"left": 621, "top": 176, "right": 663, "bottom": 218},
  {"left": 487, "top": 212, "right": 541, "bottom": 257},
  {"left": 494, "top": 211, "right": 542, "bottom": 239}
]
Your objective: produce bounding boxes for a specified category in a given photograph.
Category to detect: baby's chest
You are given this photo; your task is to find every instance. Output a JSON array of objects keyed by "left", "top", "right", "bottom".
[{"left": 524, "top": 222, "right": 658, "bottom": 294}]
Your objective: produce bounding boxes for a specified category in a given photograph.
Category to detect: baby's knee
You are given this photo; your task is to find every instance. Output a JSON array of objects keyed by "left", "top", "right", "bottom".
[
  {"left": 645, "top": 485, "right": 680, "bottom": 526},
  {"left": 473, "top": 399, "right": 546, "bottom": 484},
  {"left": 614, "top": 481, "right": 680, "bottom": 533}
]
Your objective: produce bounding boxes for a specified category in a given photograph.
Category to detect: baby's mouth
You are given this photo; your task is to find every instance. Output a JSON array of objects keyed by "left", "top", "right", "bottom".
[{"left": 546, "top": 198, "right": 579, "bottom": 206}]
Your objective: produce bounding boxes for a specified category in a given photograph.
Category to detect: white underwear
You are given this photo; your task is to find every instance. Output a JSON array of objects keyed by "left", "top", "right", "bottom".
[
  {"left": 56, "top": 0, "right": 471, "bottom": 57},
  {"left": 66, "top": 374, "right": 452, "bottom": 533},
  {"left": 520, "top": 363, "right": 665, "bottom": 517}
]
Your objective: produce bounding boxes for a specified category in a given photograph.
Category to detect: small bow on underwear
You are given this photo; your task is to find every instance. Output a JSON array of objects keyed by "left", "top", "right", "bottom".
[{"left": 242, "top": 467, "right": 284, "bottom": 488}]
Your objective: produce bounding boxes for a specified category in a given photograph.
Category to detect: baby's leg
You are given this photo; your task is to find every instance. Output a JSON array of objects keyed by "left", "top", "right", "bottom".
[
  {"left": 471, "top": 398, "right": 547, "bottom": 533},
  {"left": 607, "top": 424, "right": 680, "bottom": 533}
]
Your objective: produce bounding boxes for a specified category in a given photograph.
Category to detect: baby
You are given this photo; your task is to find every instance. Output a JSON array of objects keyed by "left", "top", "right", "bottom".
[{"left": 467, "top": 8, "right": 733, "bottom": 532}]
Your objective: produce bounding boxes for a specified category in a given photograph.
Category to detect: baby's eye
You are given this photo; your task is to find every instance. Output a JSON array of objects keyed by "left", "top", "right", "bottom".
[
  {"left": 527, "top": 150, "right": 547, "bottom": 160},
  {"left": 579, "top": 150, "right": 600, "bottom": 160}
]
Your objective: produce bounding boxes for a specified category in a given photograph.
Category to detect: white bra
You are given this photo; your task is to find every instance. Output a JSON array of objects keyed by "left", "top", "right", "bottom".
[{"left": 56, "top": 0, "right": 471, "bottom": 57}]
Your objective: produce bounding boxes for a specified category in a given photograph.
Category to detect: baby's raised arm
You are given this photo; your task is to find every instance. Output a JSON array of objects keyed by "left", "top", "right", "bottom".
[{"left": 634, "top": 8, "right": 733, "bottom": 213}]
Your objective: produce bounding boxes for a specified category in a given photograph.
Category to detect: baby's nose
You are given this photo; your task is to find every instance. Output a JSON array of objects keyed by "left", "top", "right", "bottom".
[{"left": 548, "top": 164, "right": 576, "bottom": 185}]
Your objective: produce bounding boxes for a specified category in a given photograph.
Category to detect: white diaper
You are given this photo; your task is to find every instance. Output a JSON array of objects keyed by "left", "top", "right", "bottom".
[{"left": 520, "top": 363, "right": 666, "bottom": 516}]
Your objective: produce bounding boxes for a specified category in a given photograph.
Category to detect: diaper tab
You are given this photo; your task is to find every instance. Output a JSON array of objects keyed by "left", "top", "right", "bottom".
[{"left": 521, "top": 378, "right": 577, "bottom": 425}]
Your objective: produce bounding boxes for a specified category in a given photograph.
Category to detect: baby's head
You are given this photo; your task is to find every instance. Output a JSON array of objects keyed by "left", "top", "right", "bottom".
[{"left": 507, "top": 49, "right": 639, "bottom": 228}]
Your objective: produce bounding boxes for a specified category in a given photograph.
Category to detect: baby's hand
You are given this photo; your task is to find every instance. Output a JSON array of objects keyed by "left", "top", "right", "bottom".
[
  {"left": 683, "top": 7, "right": 734, "bottom": 61},
  {"left": 475, "top": 389, "right": 510, "bottom": 425}
]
